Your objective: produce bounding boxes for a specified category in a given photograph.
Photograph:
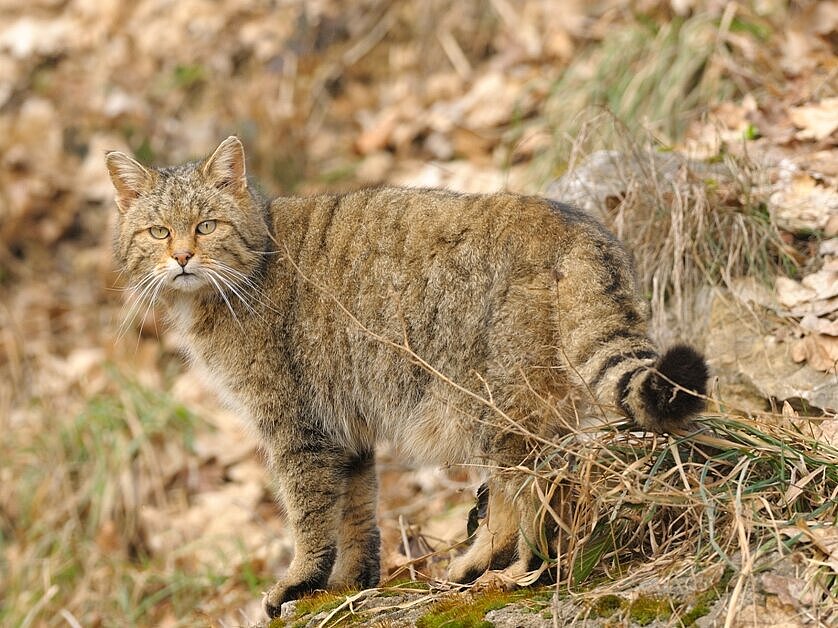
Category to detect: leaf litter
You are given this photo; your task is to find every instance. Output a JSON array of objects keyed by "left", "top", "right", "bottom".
[{"left": 0, "top": 1, "right": 837, "bottom": 626}]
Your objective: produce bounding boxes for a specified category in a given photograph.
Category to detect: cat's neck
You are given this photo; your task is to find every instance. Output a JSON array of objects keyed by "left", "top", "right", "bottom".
[{"left": 163, "top": 288, "right": 249, "bottom": 339}]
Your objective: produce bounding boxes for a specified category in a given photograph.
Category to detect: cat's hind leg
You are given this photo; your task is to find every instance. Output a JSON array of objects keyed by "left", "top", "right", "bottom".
[{"left": 447, "top": 477, "right": 519, "bottom": 584}]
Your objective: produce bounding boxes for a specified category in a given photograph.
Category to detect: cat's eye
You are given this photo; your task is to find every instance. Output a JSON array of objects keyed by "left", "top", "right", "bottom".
[
  {"left": 196, "top": 220, "right": 216, "bottom": 235},
  {"left": 149, "top": 226, "right": 169, "bottom": 239}
]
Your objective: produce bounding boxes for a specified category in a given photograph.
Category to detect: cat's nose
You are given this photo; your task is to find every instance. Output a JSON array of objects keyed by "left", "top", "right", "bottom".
[{"left": 173, "top": 250, "right": 193, "bottom": 267}]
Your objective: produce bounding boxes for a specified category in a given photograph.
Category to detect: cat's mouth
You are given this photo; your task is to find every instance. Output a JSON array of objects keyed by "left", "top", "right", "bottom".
[{"left": 171, "top": 270, "right": 204, "bottom": 292}]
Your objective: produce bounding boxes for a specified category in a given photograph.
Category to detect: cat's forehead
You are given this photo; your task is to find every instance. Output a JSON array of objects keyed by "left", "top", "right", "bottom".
[{"left": 134, "top": 166, "right": 218, "bottom": 222}]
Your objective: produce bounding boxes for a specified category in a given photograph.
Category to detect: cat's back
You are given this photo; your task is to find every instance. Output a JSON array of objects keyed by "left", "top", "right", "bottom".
[{"left": 271, "top": 186, "right": 613, "bottom": 278}]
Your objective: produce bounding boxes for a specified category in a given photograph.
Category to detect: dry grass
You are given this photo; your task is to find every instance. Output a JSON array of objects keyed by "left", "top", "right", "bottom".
[
  {"left": 533, "top": 413, "right": 838, "bottom": 603},
  {"left": 534, "top": 4, "right": 779, "bottom": 168},
  {"left": 555, "top": 129, "right": 797, "bottom": 342},
  {"left": 525, "top": 6, "right": 797, "bottom": 344},
  {"left": 0, "top": 372, "right": 252, "bottom": 627},
  {"left": 2, "top": 2, "right": 832, "bottom": 626}
]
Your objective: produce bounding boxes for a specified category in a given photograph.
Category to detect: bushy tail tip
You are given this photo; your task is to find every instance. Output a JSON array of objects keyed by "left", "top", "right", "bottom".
[
  {"left": 617, "top": 344, "right": 708, "bottom": 432},
  {"left": 640, "top": 344, "right": 708, "bottom": 429}
]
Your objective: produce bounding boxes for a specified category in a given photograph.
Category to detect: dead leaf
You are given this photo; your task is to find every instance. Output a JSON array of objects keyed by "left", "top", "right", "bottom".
[
  {"left": 461, "top": 72, "right": 522, "bottom": 129},
  {"left": 95, "top": 519, "right": 122, "bottom": 553},
  {"left": 761, "top": 573, "right": 815, "bottom": 609},
  {"left": 355, "top": 108, "right": 400, "bottom": 155},
  {"left": 780, "top": 522, "right": 838, "bottom": 573},
  {"left": 770, "top": 172, "right": 838, "bottom": 233},
  {"left": 356, "top": 151, "right": 395, "bottom": 183},
  {"left": 788, "top": 296, "right": 838, "bottom": 319},
  {"left": 731, "top": 598, "right": 804, "bottom": 628},
  {"left": 800, "top": 314, "right": 838, "bottom": 336},
  {"left": 0, "top": 17, "right": 71, "bottom": 59},
  {"left": 775, "top": 276, "right": 817, "bottom": 308},
  {"left": 801, "top": 269, "right": 838, "bottom": 301},
  {"left": 820, "top": 417, "right": 838, "bottom": 447},
  {"left": 791, "top": 334, "right": 838, "bottom": 373},
  {"left": 789, "top": 98, "right": 838, "bottom": 142}
]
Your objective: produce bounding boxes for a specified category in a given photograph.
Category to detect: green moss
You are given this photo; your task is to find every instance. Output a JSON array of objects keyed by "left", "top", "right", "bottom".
[
  {"left": 292, "top": 590, "right": 353, "bottom": 618},
  {"left": 679, "top": 567, "right": 735, "bottom": 626},
  {"left": 590, "top": 594, "right": 626, "bottom": 618},
  {"left": 627, "top": 596, "right": 671, "bottom": 626},
  {"left": 416, "top": 589, "right": 539, "bottom": 628},
  {"left": 680, "top": 598, "right": 712, "bottom": 626},
  {"left": 377, "top": 579, "right": 431, "bottom": 597},
  {"left": 680, "top": 585, "right": 722, "bottom": 625},
  {"left": 172, "top": 63, "right": 206, "bottom": 89}
]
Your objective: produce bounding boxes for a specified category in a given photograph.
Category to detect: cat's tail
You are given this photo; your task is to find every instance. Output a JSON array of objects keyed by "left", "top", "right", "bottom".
[
  {"left": 549, "top": 225, "right": 710, "bottom": 432},
  {"left": 607, "top": 344, "right": 709, "bottom": 432},
  {"left": 574, "top": 336, "right": 708, "bottom": 432}
]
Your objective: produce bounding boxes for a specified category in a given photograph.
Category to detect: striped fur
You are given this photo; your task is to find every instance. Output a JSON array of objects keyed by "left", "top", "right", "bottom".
[{"left": 106, "top": 138, "right": 708, "bottom": 617}]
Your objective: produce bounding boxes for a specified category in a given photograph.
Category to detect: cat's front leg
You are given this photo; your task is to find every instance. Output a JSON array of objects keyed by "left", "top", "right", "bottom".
[
  {"left": 263, "top": 437, "right": 347, "bottom": 619},
  {"left": 328, "top": 449, "right": 380, "bottom": 590}
]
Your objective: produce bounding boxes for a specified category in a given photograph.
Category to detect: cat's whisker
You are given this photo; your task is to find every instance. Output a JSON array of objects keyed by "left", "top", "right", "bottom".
[
  {"left": 215, "top": 274, "right": 276, "bottom": 320},
  {"left": 211, "top": 271, "right": 258, "bottom": 316},
  {"left": 207, "top": 262, "right": 261, "bottom": 295},
  {"left": 204, "top": 270, "right": 244, "bottom": 330},
  {"left": 122, "top": 272, "right": 162, "bottom": 300},
  {"left": 211, "top": 261, "right": 281, "bottom": 313},
  {"left": 205, "top": 267, "right": 271, "bottom": 326},
  {"left": 117, "top": 271, "right": 166, "bottom": 341},
  {"left": 133, "top": 275, "right": 166, "bottom": 353},
  {"left": 205, "top": 267, "right": 253, "bottom": 310},
  {"left": 117, "top": 281, "right": 156, "bottom": 339}
]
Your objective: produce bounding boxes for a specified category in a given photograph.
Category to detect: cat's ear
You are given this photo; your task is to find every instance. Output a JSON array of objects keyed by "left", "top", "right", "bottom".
[
  {"left": 202, "top": 136, "right": 247, "bottom": 193},
  {"left": 105, "top": 151, "right": 154, "bottom": 214}
]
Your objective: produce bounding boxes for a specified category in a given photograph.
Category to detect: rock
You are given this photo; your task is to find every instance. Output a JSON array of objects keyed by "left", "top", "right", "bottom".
[
  {"left": 279, "top": 599, "right": 297, "bottom": 619},
  {"left": 705, "top": 289, "right": 838, "bottom": 411},
  {"left": 545, "top": 149, "right": 726, "bottom": 223},
  {"left": 486, "top": 603, "right": 554, "bottom": 627}
]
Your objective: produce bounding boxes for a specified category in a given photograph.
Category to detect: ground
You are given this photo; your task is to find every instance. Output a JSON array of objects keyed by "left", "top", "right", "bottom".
[{"left": 1, "top": 1, "right": 836, "bottom": 627}]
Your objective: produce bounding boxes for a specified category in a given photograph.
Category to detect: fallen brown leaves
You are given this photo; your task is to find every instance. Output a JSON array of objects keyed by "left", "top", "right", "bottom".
[{"left": 1, "top": 0, "right": 837, "bottom": 626}]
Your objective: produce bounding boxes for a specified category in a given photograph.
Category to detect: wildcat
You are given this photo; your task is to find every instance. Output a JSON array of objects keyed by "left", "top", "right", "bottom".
[{"left": 106, "top": 137, "right": 708, "bottom": 618}]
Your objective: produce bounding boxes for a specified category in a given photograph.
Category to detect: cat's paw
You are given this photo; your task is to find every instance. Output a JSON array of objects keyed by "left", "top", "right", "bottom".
[
  {"left": 446, "top": 554, "right": 488, "bottom": 585},
  {"left": 263, "top": 579, "right": 320, "bottom": 619},
  {"left": 470, "top": 567, "right": 525, "bottom": 591}
]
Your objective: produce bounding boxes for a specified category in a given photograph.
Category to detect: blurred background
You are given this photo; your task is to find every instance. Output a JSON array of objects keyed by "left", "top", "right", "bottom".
[{"left": 0, "top": 0, "right": 835, "bottom": 625}]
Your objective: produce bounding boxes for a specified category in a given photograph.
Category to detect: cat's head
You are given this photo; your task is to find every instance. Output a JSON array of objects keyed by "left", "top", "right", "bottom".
[{"left": 106, "top": 137, "right": 269, "bottom": 299}]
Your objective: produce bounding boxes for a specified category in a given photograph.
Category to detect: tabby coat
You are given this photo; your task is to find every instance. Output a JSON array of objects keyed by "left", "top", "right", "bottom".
[{"left": 106, "top": 137, "right": 708, "bottom": 618}]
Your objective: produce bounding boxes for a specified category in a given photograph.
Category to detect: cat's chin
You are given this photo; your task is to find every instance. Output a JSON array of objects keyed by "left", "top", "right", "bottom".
[{"left": 169, "top": 273, "right": 207, "bottom": 293}]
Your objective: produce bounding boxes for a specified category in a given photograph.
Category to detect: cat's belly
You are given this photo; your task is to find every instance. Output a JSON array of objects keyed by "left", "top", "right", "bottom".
[{"left": 348, "top": 391, "right": 477, "bottom": 467}]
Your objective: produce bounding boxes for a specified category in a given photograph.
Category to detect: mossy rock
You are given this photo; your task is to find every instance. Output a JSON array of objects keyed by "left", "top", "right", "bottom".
[
  {"left": 590, "top": 594, "right": 626, "bottom": 618},
  {"left": 416, "top": 588, "right": 550, "bottom": 628},
  {"left": 627, "top": 596, "right": 671, "bottom": 626}
]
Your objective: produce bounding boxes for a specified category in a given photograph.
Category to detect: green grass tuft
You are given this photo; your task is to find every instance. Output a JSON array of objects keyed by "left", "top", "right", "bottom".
[{"left": 0, "top": 370, "right": 220, "bottom": 626}]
